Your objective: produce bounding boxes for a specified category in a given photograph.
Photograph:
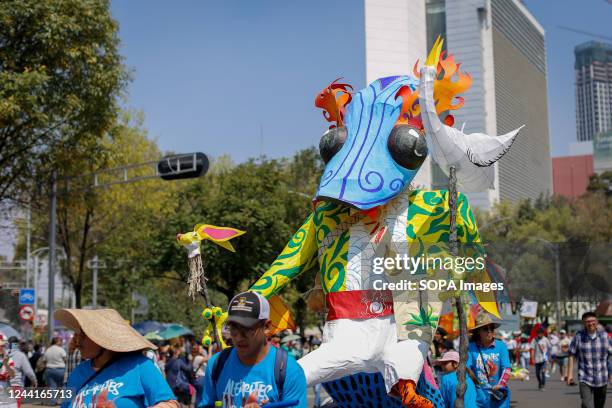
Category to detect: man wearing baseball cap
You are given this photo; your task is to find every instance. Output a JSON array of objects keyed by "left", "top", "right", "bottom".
[
  {"left": 434, "top": 351, "right": 477, "bottom": 408},
  {"left": 199, "top": 291, "right": 307, "bottom": 408}
]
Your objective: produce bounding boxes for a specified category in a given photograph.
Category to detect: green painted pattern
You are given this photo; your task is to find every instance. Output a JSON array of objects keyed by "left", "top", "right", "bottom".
[
  {"left": 406, "top": 190, "right": 484, "bottom": 275},
  {"left": 251, "top": 190, "right": 484, "bottom": 300},
  {"left": 403, "top": 305, "right": 439, "bottom": 329},
  {"left": 250, "top": 213, "right": 318, "bottom": 298},
  {"left": 313, "top": 201, "right": 351, "bottom": 293}
]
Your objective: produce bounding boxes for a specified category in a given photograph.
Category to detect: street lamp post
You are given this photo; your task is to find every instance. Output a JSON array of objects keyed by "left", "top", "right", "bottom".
[
  {"left": 48, "top": 172, "right": 57, "bottom": 341},
  {"left": 44, "top": 152, "right": 207, "bottom": 330},
  {"left": 31, "top": 246, "right": 67, "bottom": 332},
  {"left": 538, "top": 238, "right": 562, "bottom": 327}
]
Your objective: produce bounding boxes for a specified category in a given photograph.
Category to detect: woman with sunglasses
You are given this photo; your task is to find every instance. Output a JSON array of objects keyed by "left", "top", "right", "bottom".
[{"left": 467, "top": 313, "right": 511, "bottom": 408}]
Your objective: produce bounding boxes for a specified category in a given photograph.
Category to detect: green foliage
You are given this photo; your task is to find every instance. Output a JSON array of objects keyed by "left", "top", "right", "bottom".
[
  {"left": 148, "top": 150, "right": 323, "bottom": 317},
  {"left": 0, "top": 0, "right": 128, "bottom": 202},
  {"left": 587, "top": 171, "right": 612, "bottom": 195},
  {"left": 480, "top": 191, "right": 612, "bottom": 316}
]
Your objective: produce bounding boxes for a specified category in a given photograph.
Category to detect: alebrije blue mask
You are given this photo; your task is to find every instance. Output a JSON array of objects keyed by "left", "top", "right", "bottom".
[{"left": 315, "top": 76, "right": 428, "bottom": 210}]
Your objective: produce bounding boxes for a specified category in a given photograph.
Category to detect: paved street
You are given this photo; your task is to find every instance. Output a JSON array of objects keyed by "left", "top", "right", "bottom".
[
  {"left": 509, "top": 366, "right": 611, "bottom": 408},
  {"left": 303, "top": 366, "right": 612, "bottom": 407}
]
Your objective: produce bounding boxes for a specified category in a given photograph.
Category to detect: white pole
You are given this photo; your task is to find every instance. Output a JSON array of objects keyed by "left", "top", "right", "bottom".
[{"left": 33, "top": 256, "right": 39, "bottom": 325}]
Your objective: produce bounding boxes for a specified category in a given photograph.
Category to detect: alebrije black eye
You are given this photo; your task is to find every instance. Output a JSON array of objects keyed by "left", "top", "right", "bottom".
[
  {"left": 319, "top": 126, "right": 347, "bottom": 164},
  {"left": 388, "top": 124, "right": 428, "bottom": 170}
]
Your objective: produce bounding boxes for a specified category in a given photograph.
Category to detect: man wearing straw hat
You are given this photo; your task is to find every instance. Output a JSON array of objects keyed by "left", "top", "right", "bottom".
[
  {"left": 466, "top": 313, "right": 511, "bottom": 408},
  {"left": 56, "top": 308, "right": 180, "bottom": 408}
]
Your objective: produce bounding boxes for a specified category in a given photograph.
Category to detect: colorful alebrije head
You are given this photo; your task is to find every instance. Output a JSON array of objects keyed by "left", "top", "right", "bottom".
[{"left": 314, "top": 50, "right": 472, "bottom": 210}]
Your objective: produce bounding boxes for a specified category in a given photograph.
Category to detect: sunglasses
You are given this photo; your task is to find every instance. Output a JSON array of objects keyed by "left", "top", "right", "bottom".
[
  {"left": 227, "top": 322, "right": 265, "bottom": 337},
  {"left": 480, "top": 325, "right": 496, "bottom": 333}
]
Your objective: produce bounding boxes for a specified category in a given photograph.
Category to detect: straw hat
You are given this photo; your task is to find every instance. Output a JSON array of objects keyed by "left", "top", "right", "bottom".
[
  {"left": 469, "top": 313, "right": 501, "bottom": 332},
  {"left": 55, "top": 309, "right": 156, "bottom": 352}
]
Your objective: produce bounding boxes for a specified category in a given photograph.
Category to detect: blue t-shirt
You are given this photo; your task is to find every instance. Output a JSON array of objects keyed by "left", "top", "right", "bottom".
[
  {"left": 439, "top": 371, "right": 477, "bottom": 408},
  {"left": 62, "top": 352, "right": 175, "bottom": 408},
  {"left": 467, "top": 340, "right": 511, "bottom": 408},
  {"left": 467, "top": 340, "right": 510, "bottom": 389},
  {"left": 199, "top": 346, "right": 307, "bottom": 408}
]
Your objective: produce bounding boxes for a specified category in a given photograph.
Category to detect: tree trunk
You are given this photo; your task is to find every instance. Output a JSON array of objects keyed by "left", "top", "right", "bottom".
[{"left": 75, "top": 282, "right": 82, "bottom": 308}]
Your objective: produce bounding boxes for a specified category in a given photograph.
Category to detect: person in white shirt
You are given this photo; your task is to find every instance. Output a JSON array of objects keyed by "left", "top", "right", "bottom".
[
  {"left": 519, "top": 334, "right": 531, "bottom": 369},
  {"left": 42, "top": 336, "right": 66, "bottom": 390},
  {"left": 505, "top": 335, "right": 517, "bottom": 366},
  {"left": 556, "top": 330, "right": 571, "bottom": 381},
  {"left": 548, "top": 331, "right": 560, "bottom": 376},
  {"left": 530, "top": 328, "right": 552, "bottom": 391}
]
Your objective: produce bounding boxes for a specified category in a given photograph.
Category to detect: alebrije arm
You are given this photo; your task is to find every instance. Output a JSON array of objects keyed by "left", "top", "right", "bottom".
[{"left": 250, "top": 213, "right": 318, "bottom": 299}]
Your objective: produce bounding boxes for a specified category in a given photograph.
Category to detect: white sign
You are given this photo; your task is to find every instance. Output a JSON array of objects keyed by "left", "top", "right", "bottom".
[
  {"left": 35, "top": 309, "right": 48, "bottom": 327},
  {"left": 520, "top": 300, "right": 538, "bottom": 319}
]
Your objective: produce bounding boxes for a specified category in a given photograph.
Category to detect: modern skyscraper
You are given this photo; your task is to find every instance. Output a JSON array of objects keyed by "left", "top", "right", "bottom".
[
  {"left": 575, "top": 41, "right": 612, "bottom": 143},
  {"left": 364, "top": 0, "right": 553, "bottom": 209}
]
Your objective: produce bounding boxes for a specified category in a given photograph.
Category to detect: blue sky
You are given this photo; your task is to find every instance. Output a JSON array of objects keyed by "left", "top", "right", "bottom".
[
  {"left": 111, "top": 0, "right": 611, "bottom": 161},
  {"left": 524, "top": 0, "right": 611, "bottom": 156},
  {"left": 111, "top": 0, "right": 366, "bottom": 162}
]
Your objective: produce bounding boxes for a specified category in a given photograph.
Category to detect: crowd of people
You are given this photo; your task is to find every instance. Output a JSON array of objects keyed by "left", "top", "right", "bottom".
[
  {"left": 1, "top": 306, "right": 611, "bottom": 408},
  {"left": 424, "top": 311, "right": 612, "bottom": 408},
  {"left": 498, "top": 309, "right": 612, "bottom": 407},
  {"left": 0, "top": 333, "right": 83, "bottom": 402}
]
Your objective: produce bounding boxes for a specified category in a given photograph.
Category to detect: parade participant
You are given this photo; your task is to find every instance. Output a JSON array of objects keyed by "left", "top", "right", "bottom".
[
  {"left": 556, "top": 330, "right": 570, "bottom": 381},
  {"left": 165, "top": 345, "right": 194, "bottom": 407},
  {"left": 7, "top": 337, "right": 36, "bottom": 389},
  {"left": 56, "top": 308, "right": 179, "bottom": 408},
  {"left": 43, "top": 336, "right": 66, "bottom": 403},
  {"left": 518, "top": 334, "right": 531, "bottom": 370},
  {"left": 29, "top": 344, "right": 44, "bottom": 387},
  {"left": 64, "top": 335, "right": 81, "bottom": 385},
  {"left": 191, "top": 345, "right": 208, "bottom": 382},
  {"left": 0, "top": 334, "right": 15, "bottom": 389},
  {"left": 432, "top": 328, "right": 448, "bottom": 359},
  {"left": 567, "top": 311, "right": 612, "bottom": 408},
  {"left": 530, "top": 328, "right": 551, "bottom": 391},
  {"left": 548, "top": 330, "right": 559, "bottom": 376},
  {"left": 434, "top": 351, "right": 477, "bottom": 408},
  {"left": 467, "top": 314, "right": 511, "bottom": 408},
  {"left": 505, "top": 333, "right": 518, "bottom": 366},
  {"left": 199, "top": 291, "right": 307, "bottom": 408},
  {"left": 246, "top": 35, "right": 520, "bottom": 408}
]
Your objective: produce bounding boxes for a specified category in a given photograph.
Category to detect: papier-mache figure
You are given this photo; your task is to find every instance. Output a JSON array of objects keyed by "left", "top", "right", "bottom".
[{"left": 249, "top": 37, "right": 521, "bottom": 408}]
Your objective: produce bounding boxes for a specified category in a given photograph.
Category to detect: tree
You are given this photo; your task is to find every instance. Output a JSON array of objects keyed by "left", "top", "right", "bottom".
[
  {"left": 146, "top": 148, "right": 324, "bottom": 331},
  {"left": 18, "top": 112, "right": 180, "bottom": 310},
  {"left": 587, "top": 171, "right": 612, "bottom": 195},
  {"left": 480, "top": 191, "right": 611, "bottom": 317},
  {"left": 0, "top": 0, "right": 128, "bottom": 203}
]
